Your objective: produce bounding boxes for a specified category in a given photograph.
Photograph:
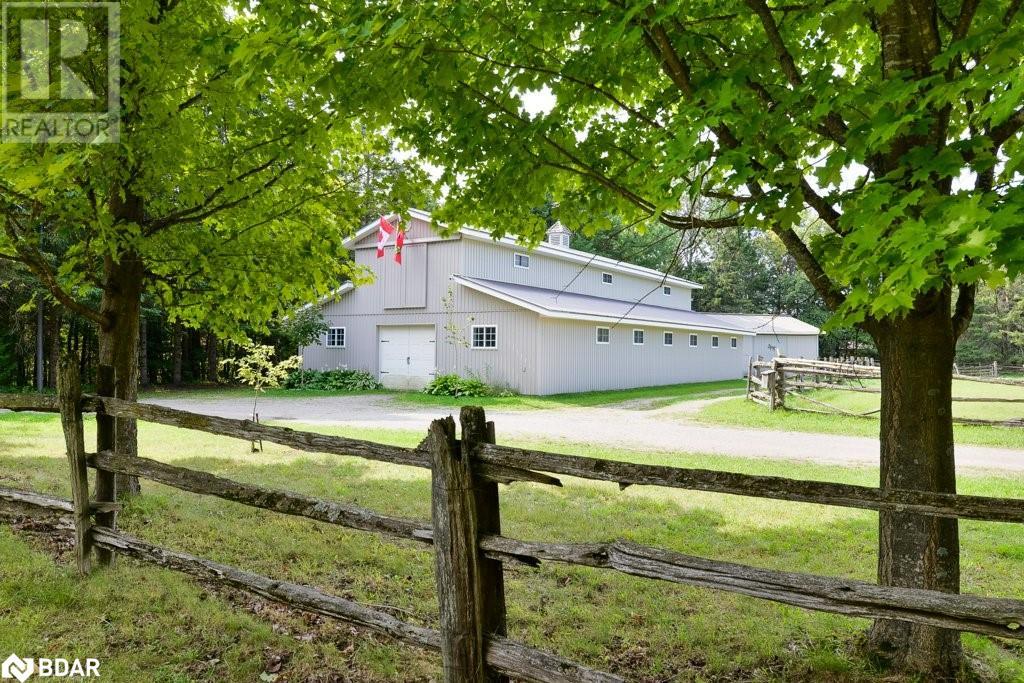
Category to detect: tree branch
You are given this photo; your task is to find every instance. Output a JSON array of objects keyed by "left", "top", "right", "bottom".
[
  {"left": 952, "top": 282, "right": 976, "bottom": 341},
  {"left": 145, "top": 158, "right": 294, "bottom": 233},
  {"left": 989, "top": 109, "right": 1024, "bottom": 149},
  {"left": 1, "top": 216, "right": 106, "bottom": 326},
  {"left": 743, "top": 0, "right": 848, "bottom": 142},
  {"left": 952, "top": 0, "right": 981, "bottom": 41}
]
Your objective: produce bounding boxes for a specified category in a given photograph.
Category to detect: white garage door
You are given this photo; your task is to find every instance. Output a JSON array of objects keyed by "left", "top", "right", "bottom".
[{"left": 378, "top": 326, "right": 436, "bottom": 389}]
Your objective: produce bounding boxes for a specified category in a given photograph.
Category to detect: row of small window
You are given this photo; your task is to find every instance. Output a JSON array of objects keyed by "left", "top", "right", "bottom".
[
  {"left": 514, "top": 253, "right": 672, "bottom": 295},
  {"left": 324, "top": 326, "right": 497, "bottom": 350},
  {"left": 598, "top": 327, "right": 737, "bottom": 348},
  {"left": 327, "top": 325, "right": 734, "bottom": 351}
]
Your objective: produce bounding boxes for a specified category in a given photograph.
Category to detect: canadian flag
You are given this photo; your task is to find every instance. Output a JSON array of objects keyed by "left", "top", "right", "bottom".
[{"left": 376, "top": 215, "right": 406, "bottom": 264}]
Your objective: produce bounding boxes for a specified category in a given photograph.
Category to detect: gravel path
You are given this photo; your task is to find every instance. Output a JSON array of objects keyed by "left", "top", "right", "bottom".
[{"left": 146, "top": 393, "right": 1024, "bottom": 473}]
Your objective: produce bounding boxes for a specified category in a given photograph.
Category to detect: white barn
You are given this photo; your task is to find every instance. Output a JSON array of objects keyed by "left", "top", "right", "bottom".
[
  {"left": 703, "top": 314, "right": 822, "bottom": 360},
  {"left": 300, "top": 210, "right": 820, "bottom": 394}
]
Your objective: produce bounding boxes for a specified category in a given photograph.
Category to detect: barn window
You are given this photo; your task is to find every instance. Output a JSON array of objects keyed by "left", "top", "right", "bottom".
[
  {"left": 513, "top": 253, "right": 530, "bottom": 269},
  {"left": 663, "top": 286, "right": 671, "bottom": 295},
  {"left": 326, "top": 327, "right": 346, "bottom": 348},
  {"left": 471, "top": 325, "right": 497, "bottom": 349},
  {"left": 731, "top": 337, "right": 738, "bottom": 349},
  {"left": 602, "top": 272, "right": 613, "bottom": 284},
  {"left": 712, "top": 335, "right": 720, "bottom": 348},
  {"left": 663, "top": 332, "right": 673, "bottom": 346},
  {"left": 632, "top": 329, "right": 645, "bottom": 345},
  {"left": 689, "top": 334, "right": 698, "bottom": 347},
  {"left": 596, "top": 327, "right": 610, "bottom": 344}
]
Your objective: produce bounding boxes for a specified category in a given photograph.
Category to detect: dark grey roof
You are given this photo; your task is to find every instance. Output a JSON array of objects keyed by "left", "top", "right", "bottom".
[{"left": 454, "top": 276, "right": 752, "bottom": 335}]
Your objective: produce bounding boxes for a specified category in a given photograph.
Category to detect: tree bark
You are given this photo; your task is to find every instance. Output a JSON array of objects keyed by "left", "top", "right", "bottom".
[
  {"left": 139, "top": 315, "right": 150, "bottom": 388},
  {"left": 867, "top": 291, "right": 961, "bottom": 680},
  {"left": 171, "top": 322, "right": 184, "bottom": 386},
  {"left": 97, "top": 252, "right": 144, "bottom": 497},
  {"left": 205, "top": 330, "right": 218, "bottom": 383}
]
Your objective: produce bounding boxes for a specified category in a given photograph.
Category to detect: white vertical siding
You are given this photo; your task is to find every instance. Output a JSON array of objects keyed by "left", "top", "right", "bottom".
[
  {"left": 300, "top": 240, "right": 541, "bottom": 393},
  {"left": 461, "top": 240, "right": 694, "bottom": 311},
  {"left": 751, "top": 334, "right": 820, "bottom": 360},
  {"left": 533, "top": 319, "right": 749, "bottom": 395}
]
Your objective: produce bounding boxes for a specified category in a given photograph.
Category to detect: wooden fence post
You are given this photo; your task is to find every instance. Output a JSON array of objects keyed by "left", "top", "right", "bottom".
[
  {"left": 460, "top": 406, "right": 509, "bottom": 683},
  {"left": 57, "top": 357, "right": 91, "bottom": 575},
  {"left": 430, "top": 416, "right": 487, "bottom": 682},
  {"left": 94, "top": 364, "right": 116, "bottom": 566},
  {"left": 775, "top": 362, "right": 786, "bottom": 409}
]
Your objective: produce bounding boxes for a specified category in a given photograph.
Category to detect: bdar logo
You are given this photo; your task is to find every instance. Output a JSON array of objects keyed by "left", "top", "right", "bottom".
[{"left": 1, "top": 654, "right": 33, "bottom": 683}]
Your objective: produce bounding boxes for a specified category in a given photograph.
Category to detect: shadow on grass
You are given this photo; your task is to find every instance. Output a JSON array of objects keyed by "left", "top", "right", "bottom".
[{"left": 3, "top": 445, "right": 1023, "bottom": 681}]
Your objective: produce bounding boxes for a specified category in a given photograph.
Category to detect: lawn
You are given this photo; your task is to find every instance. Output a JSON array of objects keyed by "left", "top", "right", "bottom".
[
  {"left": 699, "top": 378, "right": 1024, "bottom": 450},
  {"left": 140, "top": 378, "right": 748, "bottom": 410},
  {"left": 396, "top": 378, "right": 748, "bottom": 410},
  {"left": 1, "top": 412, "right": 1022, "bottom": 681}
]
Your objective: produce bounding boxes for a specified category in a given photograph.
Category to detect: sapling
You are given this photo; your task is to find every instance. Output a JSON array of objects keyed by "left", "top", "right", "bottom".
[{"left": 221, "top": 342, "right": 302, "bottom": 451}]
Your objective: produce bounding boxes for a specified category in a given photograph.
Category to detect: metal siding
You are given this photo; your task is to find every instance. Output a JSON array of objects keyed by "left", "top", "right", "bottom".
[
  {"left": 750, "top": 334, "right": 820, "bottom": 360},
  {"left": 534, "top": 319, "right": 748, "bottom": 395},
  {"left": 383, "top": 244, "right": 428, "bottom": 309},
  {"left": 461, "top": 240, "right": 695, "bottom": 311},
  {"left": 300, "top": 240, "right": 540, "bottom": 394},
  {"left": 780, "top": 335, "right": 820, "bottom": 359}
]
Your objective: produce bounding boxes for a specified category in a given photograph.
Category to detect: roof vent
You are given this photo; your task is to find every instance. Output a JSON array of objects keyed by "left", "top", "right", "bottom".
[{"left": 546, "top": 221, "right": 571, "bottom": 249}]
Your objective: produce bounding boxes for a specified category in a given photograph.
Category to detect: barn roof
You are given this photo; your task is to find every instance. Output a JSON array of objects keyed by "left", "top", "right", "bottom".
[
  {"left": 345, "top": 209, "right": 703, "bottom": 291},
  {"left": 703, "top": 313, "right": 821, "bottom": 336},
  {"left": 453, "top": 276, "right": 754, "bottom": 335}
]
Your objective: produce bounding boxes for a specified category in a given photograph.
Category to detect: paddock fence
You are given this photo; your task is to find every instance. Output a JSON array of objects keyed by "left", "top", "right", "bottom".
[
  {"left": 748, "top": 356, "right": 1024, "bottom": 426},
  {"left": 3, "top": 360, "right": 1024, "bottom": 682}
]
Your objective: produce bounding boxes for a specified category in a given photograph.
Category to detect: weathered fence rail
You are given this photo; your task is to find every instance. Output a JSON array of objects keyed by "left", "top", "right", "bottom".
[
  {"left": 748, "top": 356, "right": 1024, "bottom": 425},
  {"left": 3, "top": 361, "right": 1024, "bottom": 681}
]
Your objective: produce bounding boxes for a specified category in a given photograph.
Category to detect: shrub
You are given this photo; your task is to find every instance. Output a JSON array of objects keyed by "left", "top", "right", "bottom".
[
  {"left": 423, "top": 373, "right": 491, "bottom": 397},
  {"left": 284, "top": 368, "right": 383, "bottom": 391}
]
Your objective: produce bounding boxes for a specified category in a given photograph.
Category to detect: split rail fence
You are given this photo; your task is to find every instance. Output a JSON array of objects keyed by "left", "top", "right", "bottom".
[
  {"left": 748, "top": 356, "right": 1024, "bottom": 426},
  {"left": 3, "top": 361, "right": 1024, "bottom": 682}
]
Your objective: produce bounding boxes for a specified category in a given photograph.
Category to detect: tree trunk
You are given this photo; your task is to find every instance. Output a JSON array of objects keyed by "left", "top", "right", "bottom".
[
  {"left": 205, "top": 330, "right": 218, "bottom": 383},
  {"left": 867, "top": 293, "right": 961, "bottom": 680},
  {"left": 171, "top": 322, "right": 184, "bottom": 386},
  {"left": 98, "top": 252, "right": 145, "bottom": 497},
  {"left": 45, "top": 310, "right": 62, "bottom": 389},
  {"left": 139, "top": 315, "right": 150, "bottom": 388}
]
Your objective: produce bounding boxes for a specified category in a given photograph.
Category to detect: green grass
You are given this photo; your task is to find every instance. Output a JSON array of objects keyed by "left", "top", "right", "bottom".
[
  {"left": 698, "top": 378, "right": 1024, "bottom": 449},
  {"left": 786, "top": 377, "right": 1024, "bottom": 421},
  {"left": 142, "top": 378, "right": 747, "bottom": 410},
  {"left": 396, "top": 378, "right": 748, "bottom": 410},
  {"left": 1, "top": 412, "right": 1022, "bottom": 681}
]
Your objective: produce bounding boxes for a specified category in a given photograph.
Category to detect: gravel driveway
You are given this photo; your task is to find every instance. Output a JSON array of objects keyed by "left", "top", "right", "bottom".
[{"left": 145, "top": 393, "right": 1024, "bottom": 473}]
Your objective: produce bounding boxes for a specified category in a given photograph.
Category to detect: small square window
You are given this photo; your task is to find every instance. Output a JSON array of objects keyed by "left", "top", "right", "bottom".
[
  {"left": 513, "top": 253, "right": 530, "bottom": 269},
  {"left": 731, "top": 337, "right": 738, "bottom": 349},
  {"left": 472, "top": 325, "right": 497, "bottom": 349},
  {"left": 326, "top": 327, "right": 346, "bottom": 348},
  {"left": 712, "top": 335, "right": 720, "bottom": 348},
  {"left": 663, "top": 286, "right": 671, "bottom": 295},
  {"left": 688, "top": 334, "right": 698, "bottom": 347},
  {"left": 596, "top": 327, "right": 610, "bottom": 344},
  {"left": 632, "top": 329, "right": 645, "bottom": 345},
  {"left": 663, "top": 332, "right": 673, "bottom": 346},
  {"left": 602, "top": 272, "right": 613, "bottom": 284}
]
